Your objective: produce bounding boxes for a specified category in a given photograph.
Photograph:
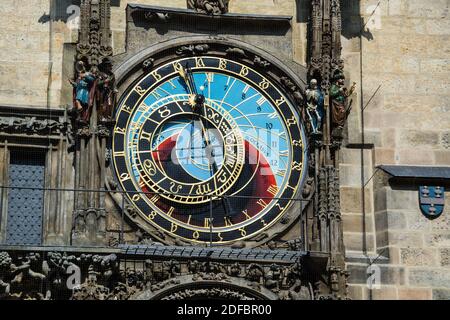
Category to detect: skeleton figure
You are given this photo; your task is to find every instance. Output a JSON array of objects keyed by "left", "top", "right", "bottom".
[
  {"left": 187, "top": 0, "right": 229, "bottom": 15},
  {"left": 305, "top": 79, "right": 324, "bottom": 134}
]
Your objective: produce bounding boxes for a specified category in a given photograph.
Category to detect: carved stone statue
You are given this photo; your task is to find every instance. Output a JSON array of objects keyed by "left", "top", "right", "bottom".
[
  {"left": 228, "top": 262, "right": 241, "bottom": 277},
  {"left": 70, "top": 61, "right": 97, "bottom": 124},
  {"left": 97, "top": 58, "right": 117, "bottom": 122},
  {"left": 305, "top": 79, "right": 324, "bottom": 134},
  {"left": 264, "top": 264, "right": 281, "bottom": 290},
  {"left": 0, "top": 252, "right": 49, "bottom": 300},
  {"left": 330, "top": 73, "right": 356, "bottom": 130},
  {"left": 246, "top": 264, "right": 264, "bottom": 284},
  {"left": 187, "top": 0, "right": 230, "bottom": 15}
]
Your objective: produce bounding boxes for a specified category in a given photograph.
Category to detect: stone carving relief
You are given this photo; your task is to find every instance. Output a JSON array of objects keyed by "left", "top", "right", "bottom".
[
  {"left": 0, "top": 116, "right": 68, "bottom": 136},
  {"left": 0, "top": 250, "right": 320, "bottom": 300},
  {"left": 187, "top": 0, "right": 230, "bottom": 15},
  {"left": 176, "top": 44, "right": 210, "bottom": 56},
  {"left": 162, "top": 288, "right": 255, "bottom": 300}
]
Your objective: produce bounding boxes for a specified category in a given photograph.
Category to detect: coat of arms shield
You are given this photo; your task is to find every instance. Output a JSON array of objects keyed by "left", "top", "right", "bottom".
[{"left": 419, "top": 186, "right": 445, "bottom": 219}]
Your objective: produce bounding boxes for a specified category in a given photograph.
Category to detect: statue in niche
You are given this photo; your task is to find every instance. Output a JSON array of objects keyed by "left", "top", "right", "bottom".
[
  {"left": 305, "top": 79, "right": 324, "bottom": 135},
  {"left": 69, "top": 60, "right": 97, "bottom": 124},
  {"left": 96, "top": 58, "right": 117, "bottom": 123},
  {"left": 187, "top": 0, "right": 230, "bottom": 15},
  {"left": 330, "top": 73, "right": 356, "bottom": 130}
]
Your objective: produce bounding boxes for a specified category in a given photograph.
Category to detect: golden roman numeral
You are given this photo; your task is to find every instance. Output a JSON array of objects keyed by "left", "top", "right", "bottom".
[
  {"left": 149, "top": 194, "right": 160, "bottom": 204},
  {"left": 242, "top": 210, "right": 251, "bottom": 220},
  {"left": 167, "top": 207, "right": 174, "bottom": 217},
  {"left": 168, "top": 79, "right": 177, "bottom": 89},
  {"left": 204, "top": 218, "right": 213, "bottom": 228},
  {"left": 257, "top": 96, "right": 266, "bottom": 106},
  {"left": 141, "top": 131, "right": 152, "bottom": 141},
  {"left": 151, "top": 91, "right": 162, "bottom": 99},
  {"left": 257, "top": 199, "right": 268, "bottom": 209},
  {"left": 267, "top": 184, "right": 278, "bottom": 196},
  {"left": 276, "top": 169, "right": 287, "bottom": 177},
  {"left": 268, "top": 112, "right": 278, "bottom": 119},
  {"left": 279, "top": 150, "right": 289, "bottom": 157},
  {"left": 224, "top": 216, "right": 233, "bottom": 227}
]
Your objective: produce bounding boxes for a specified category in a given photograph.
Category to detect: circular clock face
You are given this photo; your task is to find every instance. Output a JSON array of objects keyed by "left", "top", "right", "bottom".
[{"left": 113, "top": 55, "right": 307, "bottom": 244}]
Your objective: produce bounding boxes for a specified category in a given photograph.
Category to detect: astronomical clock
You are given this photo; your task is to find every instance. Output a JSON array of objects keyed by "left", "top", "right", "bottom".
[
  {"left": 0, "top": 1, "right": 351, "bottom": 301},
  {"left": 112, "top": 40, "right": 309, "bottom": 247}
]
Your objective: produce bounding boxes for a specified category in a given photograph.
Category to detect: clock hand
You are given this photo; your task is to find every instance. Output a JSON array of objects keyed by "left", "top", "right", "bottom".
[
  {"left": 178, "top": 64, "right": 201, "bottom": 155},
  {"left": 178, "top": 64, "right": 200, "bottom": 108},
  {"left": 180, "top": 65, "right": 234, "bottom": 220},
  {"left": 178, "top": 65, "right": 194, "bottom": 94},
  {"left": 193, "top": 93, "right": 234, "bottom": 223}
]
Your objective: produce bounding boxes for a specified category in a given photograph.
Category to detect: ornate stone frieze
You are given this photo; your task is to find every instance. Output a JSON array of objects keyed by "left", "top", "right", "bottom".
[
  {"left": 0, "top": 116, "right": 68, "bottom": 136},
  {"left": 0, "top": 249, "right": 323, "bottom": 300}
]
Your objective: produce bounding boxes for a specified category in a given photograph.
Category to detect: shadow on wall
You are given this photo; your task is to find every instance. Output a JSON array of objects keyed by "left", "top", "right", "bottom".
[
  {"left": 341, "top": 0, "right": 374, "bottom": 41},
  {"left": 38, "top": 0, "right": 121, "bottom": 24},
  {"left": 296, "top": 0, "right": 374, "bottom": 41}
]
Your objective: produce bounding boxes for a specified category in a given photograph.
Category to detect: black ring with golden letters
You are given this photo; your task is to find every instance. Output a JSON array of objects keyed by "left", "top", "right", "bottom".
[{"left": 113, "top": 55, "right": 308, "bottom": 244}]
